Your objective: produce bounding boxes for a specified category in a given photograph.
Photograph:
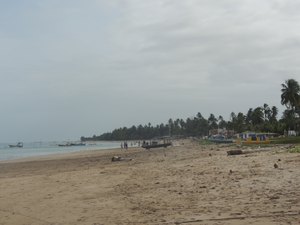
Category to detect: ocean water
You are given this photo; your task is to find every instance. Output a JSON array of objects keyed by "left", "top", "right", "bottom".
[{"left": 0, "top": 141, "right": 122, "bottom": 161}]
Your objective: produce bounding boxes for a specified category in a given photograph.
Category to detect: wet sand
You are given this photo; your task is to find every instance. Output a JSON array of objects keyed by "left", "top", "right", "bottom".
[{"left": 0, "top": 139, "right": 299, "bottom": 225}]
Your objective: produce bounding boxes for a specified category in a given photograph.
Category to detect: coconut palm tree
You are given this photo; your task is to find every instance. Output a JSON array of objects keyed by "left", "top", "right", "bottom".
[
  {"left": 252, "top": 107, "right": 264, "bottom": 130},
  {"left": 263, "top": 103, "right": 271, "bottom": 121},
  {"left": 281, "top": 79, "right": 300, "bottom": 135},
  {"left": 218, "top": 115, "right": 227, "bottom": 129},
  {"left": 281, "top": 79, "right": 300, "bottom": 110},
  {"left": 270, "top": 106, "right": 278, "bottom": 123},
  {"left": 208, "top": 113, "right": 218, "bottom": 129},
  {"left": 235, "top": 112, "right": 246, "bottom": 133},
  {"left": 282, "top": 109, "right": 297, "bottom": 131}
]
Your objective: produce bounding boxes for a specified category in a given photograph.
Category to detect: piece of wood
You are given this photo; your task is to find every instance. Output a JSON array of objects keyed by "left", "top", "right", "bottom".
[{"left": 227, "top": 150, "right": 243, "bottom": 155}]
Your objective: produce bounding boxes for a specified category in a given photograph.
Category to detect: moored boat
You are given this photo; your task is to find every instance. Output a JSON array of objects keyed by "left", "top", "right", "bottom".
[
  {"left": 142, "top": 137, "right": 172, "bottom": 150},
  {"left": 58, "top": 142, "right": 86, "bottom": 147},
  {"left": 8, "top": 142, "right": 23, "bottom": 148},
  {"left": 208, "top": 135, "right": 234, "bottom": 144}
]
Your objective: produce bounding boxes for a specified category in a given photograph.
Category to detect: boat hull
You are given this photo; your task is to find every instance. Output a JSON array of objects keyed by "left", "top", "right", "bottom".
[
  {"left": 208, "top": 139, "right": 233, "bottom": 144},
  {"left": 142, "top": 143, "right": 172, "bottom": 150},
  {"left": 8, "top": 142, "right": 23, "bottom": 148}
]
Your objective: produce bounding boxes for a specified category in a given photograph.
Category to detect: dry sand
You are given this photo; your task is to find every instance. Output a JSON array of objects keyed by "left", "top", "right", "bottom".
[{"left": 0, "top": 139, "right": 299, "bottom": 225}]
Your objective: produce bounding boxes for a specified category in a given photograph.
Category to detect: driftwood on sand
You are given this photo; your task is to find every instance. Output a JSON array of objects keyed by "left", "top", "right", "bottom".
[
  {"left": 111, "top": 156, "right": 133, "bottom": 162},
  {"left": 227, "top": 149, "right": 243, "bottom": 155}
]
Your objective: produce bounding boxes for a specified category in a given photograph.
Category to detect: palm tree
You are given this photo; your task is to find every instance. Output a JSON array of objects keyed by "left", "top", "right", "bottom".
[
  {"left": 196, "top": 112, "right": 203, "bottom": 119},
  {"left": 208, "top": 113, "right": 218, "bottom": 129},
  {"left": 281, "top": 79, "right": 300, "bottom": 134},
  {"left": 245, "top": 108, "right": 253, "bottom": 130},
  {"left": 270, "top": 106, "right": 278, "bottom": 123},
  {"left": 235, "top": 112, "right": 246, "bottom": 133},
  {"left": 218, "top": 115, "right": 227, "bottom": 129},
  {"left": 252, "top": 107, "right": 264, "bottom": 131},
  {"left": 281, "top": 79, "right": 300, "bottom": 110},
  {"left": 263, "top": 103, "right": 271, "bottom": 121},
  {"left": 282, "top": 109, "right": 296, "bottom": 131}
]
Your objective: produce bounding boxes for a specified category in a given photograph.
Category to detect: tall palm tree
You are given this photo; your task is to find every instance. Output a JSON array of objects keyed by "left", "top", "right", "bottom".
[
  {"left": 282, "top": 109, "right": 296, "bottom": 130},
  {"left": 208, "top": 113, "right": 218, "bottom": 129},
  {"left": 252, "top": 107, "right": 264, "bottom": 127},
  {"left": 218, "top": 115, "right": 227, "bottom": 129},
  {"left": 281, "top": 79, "right": 300, "bottom": 110},
  {"left": 270, "top": 106, "right": 278, "bottom": 123},
  {"left": 263, "top": 103, "right": 271, "bottom": 121},
  {"left": 245, "top": 108, "right": 253, "bottom": 130},
  {"left": 235, "top": 112, "right": 246, "bottom": 133}
]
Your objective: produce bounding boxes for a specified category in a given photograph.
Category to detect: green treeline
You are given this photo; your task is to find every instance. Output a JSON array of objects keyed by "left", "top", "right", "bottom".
[{"left": 81, "top": 79, "right": 300, "bottom": 141}]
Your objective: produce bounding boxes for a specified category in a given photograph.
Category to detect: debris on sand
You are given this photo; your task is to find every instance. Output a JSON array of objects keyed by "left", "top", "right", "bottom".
[
  {"left": 111, "top": 156, "right": 133, "bottom": 162},
  {"left": 227, "top": 150, "right": 243, "bottom": 156}
]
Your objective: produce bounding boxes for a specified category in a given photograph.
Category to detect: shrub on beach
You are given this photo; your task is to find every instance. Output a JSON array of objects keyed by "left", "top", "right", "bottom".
[
  {"left": 288, "top": 145, "right": 300, "bottom": 153},
  {"left": 271, "top": 136, "right": 300, "bottom": 144}
]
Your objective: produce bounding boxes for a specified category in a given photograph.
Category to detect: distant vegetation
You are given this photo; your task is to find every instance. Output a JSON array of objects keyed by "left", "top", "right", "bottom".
[
  {"left": 81, "top": 79, "right": 300, "bottom": 141},
  {"left": 270, "top": 136, "right": 300, "bottom": 144}
]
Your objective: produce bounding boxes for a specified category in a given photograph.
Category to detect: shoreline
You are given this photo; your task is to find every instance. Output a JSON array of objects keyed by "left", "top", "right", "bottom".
[
  {"left": 0, "top": 146, "right": 125, "bottom": 164},
  {"left": 0, "top": 139, "right": 299, "bottom": 225},
  {"left": 0, "top": 140, "right": 124, "bottom": 162}
]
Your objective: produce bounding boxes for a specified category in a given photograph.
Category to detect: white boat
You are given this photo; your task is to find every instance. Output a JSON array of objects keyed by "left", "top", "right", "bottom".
[{"left": 8, "top": 142, "right": 23, "bottom": 148}]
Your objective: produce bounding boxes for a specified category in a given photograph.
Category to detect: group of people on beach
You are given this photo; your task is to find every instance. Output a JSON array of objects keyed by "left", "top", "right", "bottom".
[
  {"left": 120, "top": 141, "right": 128, "bottom": 150},
  {"left": 120, "top": 141, "right": 143, "bottom": 150}
]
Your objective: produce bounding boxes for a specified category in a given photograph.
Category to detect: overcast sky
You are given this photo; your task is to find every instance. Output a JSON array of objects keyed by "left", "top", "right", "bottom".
[{"left": 0, "top": 0, "right": 299, "bottom": 142}]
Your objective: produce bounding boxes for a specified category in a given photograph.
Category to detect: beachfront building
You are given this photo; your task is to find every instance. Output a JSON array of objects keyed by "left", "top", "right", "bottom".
[
  {"left": 236, "top": 132, "right": 271, "bottom": 145},
  {"left": 285, "top": 130, "right": 298, "bottom": 136}
]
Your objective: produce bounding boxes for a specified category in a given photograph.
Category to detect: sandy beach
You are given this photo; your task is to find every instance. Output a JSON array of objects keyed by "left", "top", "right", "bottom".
[{"left": 0, "top": 139, "right": 299, "bottom": 225}]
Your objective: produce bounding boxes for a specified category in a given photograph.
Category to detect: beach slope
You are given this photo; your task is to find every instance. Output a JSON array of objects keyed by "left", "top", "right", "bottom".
[{"left": 0, "top": 140, "right": 299, "bottom": 225}]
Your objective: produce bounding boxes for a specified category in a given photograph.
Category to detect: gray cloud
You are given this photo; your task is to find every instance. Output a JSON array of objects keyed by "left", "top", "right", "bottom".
[{"left": 0, "top": 0, "right": 297, "bottom": 141}]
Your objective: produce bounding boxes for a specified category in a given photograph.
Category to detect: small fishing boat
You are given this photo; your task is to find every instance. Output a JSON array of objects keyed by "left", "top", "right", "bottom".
[
  {"left": 58, "top": 142, "right": 86, "bottom": 147},
  {"left": 208, "top": 135, "right": 234, "bottom": 144},
  {"left": 8, "top": 142, "right": 23, "bottom": 148},
  {"left": 142, "top": 137, "right": 172, "bottom": 150},
  {"left": 70, "top": 142, "right": 86, "bottom": 146}
]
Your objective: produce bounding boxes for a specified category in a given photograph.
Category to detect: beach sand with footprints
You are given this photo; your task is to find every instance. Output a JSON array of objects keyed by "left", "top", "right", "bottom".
[{"left": 0, "top": 139, "right": 299, "bottom": 225}]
